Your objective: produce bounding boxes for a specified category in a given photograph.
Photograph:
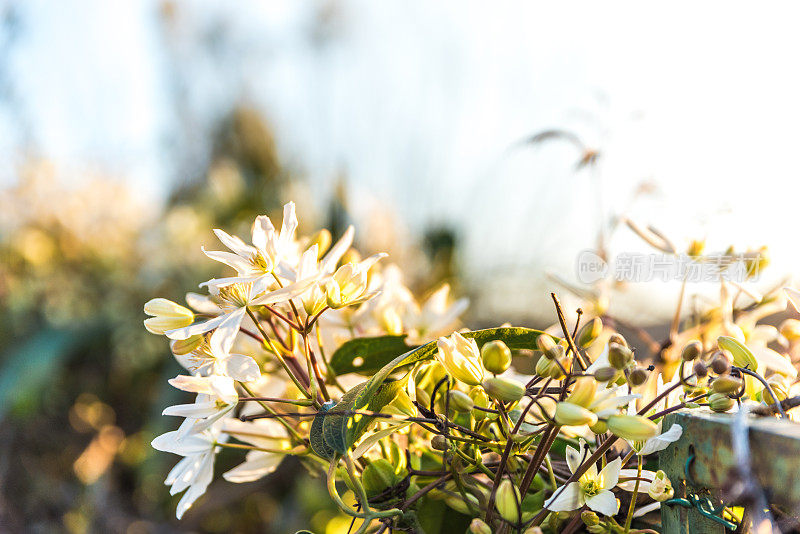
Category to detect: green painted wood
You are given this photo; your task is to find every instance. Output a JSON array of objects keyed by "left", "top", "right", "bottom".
[{"left": 659, "top": 410, "right": 800, "bottom": 533}]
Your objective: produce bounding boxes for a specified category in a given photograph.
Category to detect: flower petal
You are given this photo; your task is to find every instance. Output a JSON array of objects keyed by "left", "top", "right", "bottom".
[
  {"left": 221, "top": 354, "right": 261, "bottom": 382},
  {"left": 166, "top": 314, "right": 227, "bottom": 340},
  {"left": 223, "top": 451, "right": 284, "bottom": 483},
  {"left": 585, "top": 490, "right": 619, "bottom": 517},
  {"left": 210, "top": 307, "right": 247, "bottom": 357},
  {"left": 639, "top": 424, "right": 682, "bottom": 455},
  {"left": 544, "top": 482, "right": 583, "bottom": 512},
  {"left": 598, "top": 457, "right": 622, "bottom": 490}
]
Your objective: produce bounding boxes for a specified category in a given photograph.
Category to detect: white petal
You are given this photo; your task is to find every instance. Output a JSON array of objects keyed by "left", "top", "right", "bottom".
[
  {"left": 221, "top": 354, "right": 261, "bottom": 382},
  {"left": 250, "top": 278, "right": 317, "bottom": 305},
  {"left": 213, "top": 228, "right": 255, "bottom": 258},
  {"left": 544, "top": 482, "right": 584, "bottom": 512},
  {"left": 151, "top": 431, "right": 212, "bottom": 455},
  {"left": 785, "top": 288, "right": 800, "bottom": 312},
  {"left": 185, "top": 292, "right": 221, "bottom": 314},
  {"left": 202, "top": 248, "right": 255, "bottom": 274},
  {"left": 565, "top": 444, "right": 583, "bottom": 475},
  {"left": 252, "top": 215, "right": 276, "bottom": 257},
  {"left": 639, "top": 424, "right": 682, "bottom": 455},
  {"left": 358, "top": 253, "right": 388, "bottom": 272},
  {"left": 223, "top": 451, "right": 284, "bottom": 483},
  {"left": 320, "top": 225, "right": 354, "bottom": 273},
  {"left": 163, "top": 401, "right": 220, "bottom": 418},
  {"left": 210, "top": 307, "right": 247, "bottom": 357},
  {"left": 633, "top": 501, "right": 661, "bottom": 518},
  {"left": 166, "top": 314, "right": 226, "bottom": 340},
  {"left": 278, "top": 201, "right": 298, "bottom": 253},
  {"left": 752, "top": 346, "right": 798, "bottom": 378},
  {"left": 585, "top": 490, "right": 619, "bottom": 517},
  {"left": 617, "top": 469, "right": 655, "bottom": 492},
  {"left": 598, "top": 457, "right": 622, "bottom": 490}
]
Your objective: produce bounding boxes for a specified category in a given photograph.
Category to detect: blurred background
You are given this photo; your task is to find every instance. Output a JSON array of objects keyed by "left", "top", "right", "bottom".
[{"left": 2, "top": 1, "right": 800, "bottom": 532}]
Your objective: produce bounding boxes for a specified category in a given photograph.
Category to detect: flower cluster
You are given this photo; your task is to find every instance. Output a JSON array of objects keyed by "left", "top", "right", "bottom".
[{"left": 145, "top": 202, "right": 798, "bottom": 533}]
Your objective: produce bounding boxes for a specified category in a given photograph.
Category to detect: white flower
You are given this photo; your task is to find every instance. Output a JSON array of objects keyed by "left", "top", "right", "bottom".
[
  {"left": 624, "top": 375, "right": 682, "bottom": 455},
  {"left": 406, "top": 283, "right": 468, "bottom": 344},
  {"left": 182, "top": 338, "right": 261, "bottom": 383},
  {"left": 435, "top": 332, "right": 484, "bottom": 386},
  {"left": 325, "top": 254, "right": 386, "bottom": 309},
  {"left": 151, "top": 419, "right": 225, "bottom": 519},
  {"left": 163, "top": 375, "right": 238, "bottom": 436},
  {"left": 222, "top": 419, "right": 290, "bottom": 483},
  {"left": 545, "top": 440, "right": 621, "bottom": 517},
  {"left": 165, "top": 279, "right": 314, "bottom": 357}
]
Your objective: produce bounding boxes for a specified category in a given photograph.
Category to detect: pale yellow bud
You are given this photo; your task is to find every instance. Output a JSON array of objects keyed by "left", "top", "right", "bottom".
[
  {"left": 143, "top": 298, "right": 194, "bottom": 335},
  {"left": 435, "top": 333, "right": 484, "bottom": 386},
  {"left": 708, "top": 392, "right": 734, "bottom": 413},
  {"left": 606, "top": 414, "right": 658, "bottom": 441},
  {"left": 717, "top": 336, "right": 758, "bottom": 370},
  {"left": 170, "top": 335, "right": 203, "bottom": 355},
  {"left": 302, "top": 282, "right": 327, "bottom": 316},
  {"left": 495, "top": 479, "right": 521, "bottom": 524},
  {"left": 481, "top": 340, "right": 512, "bottom": 374},
  {"left": 482, "top": 377, "right": 525, "bottom": 402},
  {"left": 577, "top": 317, "right": 603, "bottom": 348},
  {"left": 448, "top": 390, "right": 474, "bottom": 412},
  {"left": 589, "top": 419, "right": 608, "bottom": 434},
  {"left": 470, "top": 388, "right": 492, "bottom": 421},
  {"left": 780, "top": 319, "right": 800, "bottom": 342},
  {"left": 711, "top": 376, "right": 742, "bottom": 394},
  {"left": 608, "top": 343, "right": 633, "bottom": 370},
  {"left": 536, "top": 335, "right": 557, "bottom": 353},
  {"left": 555, "top": 402, "right": 598, "bottom": 427},
  {"left": 567, "top": 377, "right": 597, "bottom": 407},
  {"left": 469, "top": 519, "right": 492, "bottom": 534},
  {"left": 326, "top": 263, "right": 368, "bottom": 309}
]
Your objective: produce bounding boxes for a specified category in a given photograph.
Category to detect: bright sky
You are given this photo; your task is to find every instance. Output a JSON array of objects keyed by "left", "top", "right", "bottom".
[{"left": 4, "top": 1, "right": 800, "bottom": 322}]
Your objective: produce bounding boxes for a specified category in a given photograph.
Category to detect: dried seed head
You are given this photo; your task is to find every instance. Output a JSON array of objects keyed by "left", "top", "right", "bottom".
[
  {"left": 681, "top": 340, "right": 702, "bottom": 362},
  {"left": 710, "top": 351, "right": 732, "bottom": 375},
  {"left": 693, "top": 360, "right": 708, "bottom": 378},
  {"left": 593, "top": 366, "right": 619, "bottom": 383},
  {"left": 608, "top": 343, "right": 633, "bottom": 370},
  {"left": 628, "top": 366, "right": 649, "bottom": 387},
  {"left": 431, "top": 435, "right": 448, "bottom": 451}
]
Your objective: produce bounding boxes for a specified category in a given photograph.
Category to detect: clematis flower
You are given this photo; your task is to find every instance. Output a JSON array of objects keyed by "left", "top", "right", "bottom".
[
  {"left": 435, "top": 332, "right": 484, "bottom": 386},
  {"left": 151, "top": 418, "right": 226, "bottom": 519},
  {"left": 181, "top": 336, "right": 261, "bottom": 383},
  {"left": 163, "top": 375, "right": 238, "bottom": 436},
  {"left": 623, "top": 375, "right": 682, "bottom": 455},
  {"left": 545, "top": 440, "right": 622, "bottom": 517},
  {"left": 165, "top": 279, "right": 315, "bottom": 357},
  {"left": 325, "top": 254, "right": 387, "bottom": 309}
]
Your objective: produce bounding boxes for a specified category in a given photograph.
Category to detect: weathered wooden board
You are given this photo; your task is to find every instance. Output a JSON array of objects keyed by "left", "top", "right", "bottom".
[{"left": 659, "top": 410, "right": 800, "bottom": 533}]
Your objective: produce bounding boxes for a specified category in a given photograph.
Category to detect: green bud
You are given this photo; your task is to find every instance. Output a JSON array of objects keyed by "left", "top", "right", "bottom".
[
  {"left": 415, "top": 388, "right": 431, "bottom": 409},
  {"left": 593, "top": 366, "right": 619, "bottom": 383},
  {"left": 708, "top": 392, "right": 735, "bottom": 413},
  {"left": 470, "top": 388, "right": 492, "bottom": 421},
  {"left": 582, "top": 511, "right": 601, "bottom": 526},
  {"left": 431, "top": 435, "right": 448, "bottom": 451},
  {"left": 448, "top": 390, "right": 474, "bottom": 412},
  {"left": 444, "top": 493, "right": 479, "bottom": 515},
  {"left": 681, "top": 340, "right": 702, "bottom": 362},
  {"left": 628, "top": 366, "right": 648, "bottom": 387},
  {"left": 717, "top": 336, "right": 758, "bottom": 370},
  {"left": 361, "top": 459, "right": 398, "bottom": 496},
  {"left": 710, "top": 351, "right": 732, "bottom": 375},
  {"left": 523, "top": 527, "right": 543, "bottom": 534},
  {"left": 482, "top": 377, "right": 526, "bottom": 402},
  {"left": 606, "top": 414, "right": 658, "bottom": 441},
  {"left": 577, "top": 317, "right": 603, "bottom": 348},
  {"left": 544, "top": 343, "right": 565, "bottom": 361},
  {"left": 536, "top": 335, "right": 557, "bottom": 353},
  {"left": 589, "top": 419, "right": 608, "bottom": 434},
  {"left": 711, "top": 375, "right": 742, "bottom": 394},
  {"left": 554, "top": 402, "right": 598, "bottom": 426},
  {"left": 608, "top": 342, "right": 633, "bottom": 370},
  {"left": 495, "top": 479, "right": 521, "bottom": 524},
  {"left": 608, "top": 333, "right": 628, "bottom": 348},
  {"left": 469, "top": 519, "right": 492, "bottom": 534},
  {"left": 481, "top": 340, "right": 512, "bottom": 374}
]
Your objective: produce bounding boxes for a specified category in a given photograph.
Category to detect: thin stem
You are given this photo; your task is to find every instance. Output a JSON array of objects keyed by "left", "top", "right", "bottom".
[
  {"left": 624, "top": 456, "right": 643, "bottom": 532},
  {"left": 239, "top": 383, "right": 304, "bottom": 443}
]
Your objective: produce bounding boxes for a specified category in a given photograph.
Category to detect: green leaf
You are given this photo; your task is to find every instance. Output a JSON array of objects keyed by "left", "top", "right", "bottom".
[
  {"left": 329, "top": 335, "right": 413, "bottom": 375},
  {"left": 310, "top": 327, "right": 545, "bottom": 458}
]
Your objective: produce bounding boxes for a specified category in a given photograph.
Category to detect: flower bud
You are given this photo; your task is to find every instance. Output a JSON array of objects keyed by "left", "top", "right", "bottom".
[
  {"left": 444, "top": 493, "right": 479, "bottom": 515},
  {"left": 555, "top": 402, "right": 598, "bottom": 427},
  {"left": 544, "top": 343, "right": 565, "bottom": 362},
  {"left": 469, "top": 519, "right": 492, "bottom": 534},
  {"left": 780, "top": 319, "right": 800, "bottom": 342},
  {"left": 681, "top": 340, "right": 702, "bottom": 362},
  {"left": 710, "top": 350, "right": 732, "bottom": 375},
  {"left": 608, "top": 343, "right": 633, "bottom": 370},
  {"left": 708, "top": 392, "right": 735, "bottom": 413},
  {"left": 435, "top": 333, "right": 484, "bottom": 386},
  {"left": 589, "top": 420, "right": 608, "bottom": 434},
  {"left": 536, "top": 355, "right": 566, "bottom": 380},
  {"left": 593, "top": 366, "right": 619, "bottom": 383},
  {"left": 628, "top": 366, "right": 648, "bottom": 387},
  {"left": 693, "top": 360, "right": 708, "bottom": 378},
  {"left": 415, "top": 388, "right": 431, "bottom": 409},
  {"left": 482, "top": 377, "right": 526, "bottom": 402},
  {"left": 143, "top": 298, "right": 194, "bottom": 335},
  {"left": 470, "top": 388, "right": 492, "bottom": 420},
  {"left": 577, "top": 317, "right": 603, "bottom": 348},
  {"left": 647, "top": 470, "right": 674, "bottom": 502},
  {"left": 523, "top": 528, "right": 543, "bottom": 534},
  {"left": 302, "top": 282, "right": 327, "bottom": 315},
  {"left": 717, "top": 336, "right": 758, "bottom": 370},
  {"left": 711, "top": 375, "right": 742, "bottom": 394},
  {"left": 582, "top": 511, "right": 601, "bottom": 526},
  {"left": 567, "top": 377, "right": 597, "bottom": 407},
  {"left": 537, "top": 335, "right": 557, "bottom": 353},
  {"left": 431, "top": 435, "right": 448, "bottom": 450},
  {"left": 606, "top": 414, "right": 658, "bottom": 441},
  {"left": 361, "top": 459, "right": 398, "bottom": 496},
  {"left": 307, "top": 228, "right": 332, "bottom": 256},
  {"left": 448, "top": 390, "right": 475, "bottom": 412},
  {"left": 170, "top": 335, "right": 203, "bottom": 356},
  {"left": 495, "top": 479, "right": 521, "bottom": 524},
  {"left": 481, "top": 340, "right": 512, "bottom": 374},
  {"left": 608, "top": 333, "right": 628, "bottom": 348}
]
